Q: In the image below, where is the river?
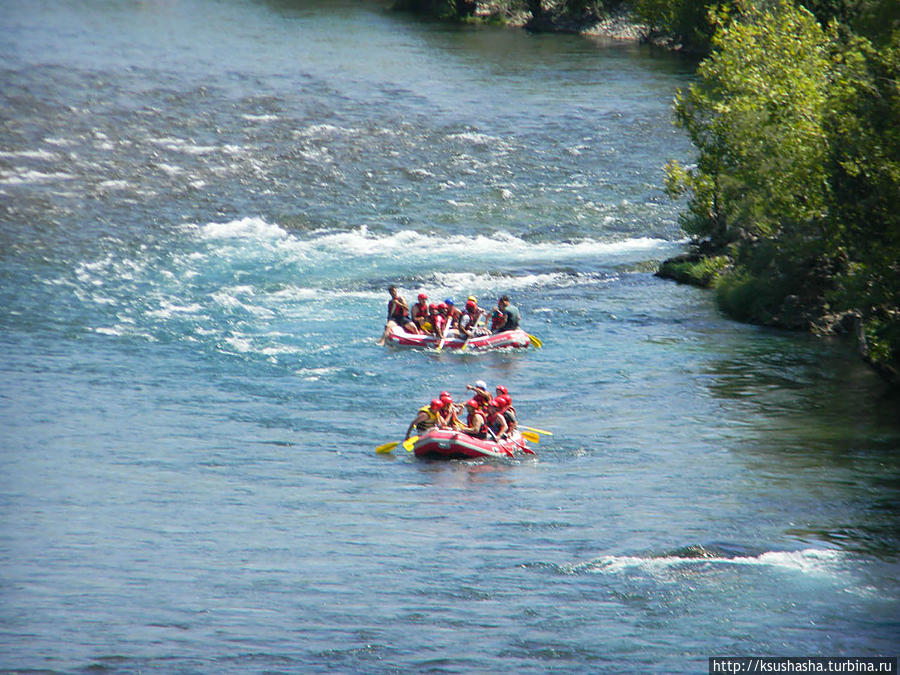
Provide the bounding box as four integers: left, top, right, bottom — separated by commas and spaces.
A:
1, 1, 898, 672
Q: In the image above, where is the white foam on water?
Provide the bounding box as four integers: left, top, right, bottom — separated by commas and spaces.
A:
572, 548, 845, 578
0, 169, 75, 184
293, 123, 360, 139
195, 216, 288, 241
146, 300, 206, 319
446, 131, 503, 146
188, 218, 680, 283
156, 163, 184, 176
0, 149, 60, 160
98, 180, 131, 191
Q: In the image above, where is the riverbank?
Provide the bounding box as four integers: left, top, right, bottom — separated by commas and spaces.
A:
657, 249, 900, 388
481, 3, 650, 41
395, 1, 654, 43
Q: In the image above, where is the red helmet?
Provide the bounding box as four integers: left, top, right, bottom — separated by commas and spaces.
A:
438, 303, 448, 312
440, 391, 451, 399
418, 293, 427, 300
465, 398, 479, 409
429, 304, 438, 312
465, 300, 476, 310
488, 398, 501, 408
495, 385, 508, 396
430, 399, 444, 411
497, 395, 511, 408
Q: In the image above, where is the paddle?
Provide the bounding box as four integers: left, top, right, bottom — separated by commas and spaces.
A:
527, 333, 542, 348
521, 430, 540, 443
460, 312, 486, 352
375, 434, 420, 454
483, 424, 514, 457
520, 425, 553, 436
375, 441, 399, 454
436, 315, 453, 352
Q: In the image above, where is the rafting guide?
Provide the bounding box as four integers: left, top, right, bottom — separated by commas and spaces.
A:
377, 287, 542, 350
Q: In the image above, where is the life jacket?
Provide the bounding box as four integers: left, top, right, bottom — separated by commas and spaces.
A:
460, 308, 480, 332
411, 302, 428, 322
490, 309, 504, 331
388, 298, 408, 323
474, 390, 491, 407
502, 404, 517, 428
431, 313, 447, 335
415, 405, 440, 431
487, 411, 506, 437
448, 306, 463, 326
465, 410, 487, 439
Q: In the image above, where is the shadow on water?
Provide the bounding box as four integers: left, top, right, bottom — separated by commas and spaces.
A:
700, 331, 900, 560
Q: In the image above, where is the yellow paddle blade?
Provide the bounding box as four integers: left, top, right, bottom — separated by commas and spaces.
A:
521, 431, 540, 443
402, 435, 419, 452
375, 441, 399, 454
521, 425, 553, 436
528, 333, 542, 348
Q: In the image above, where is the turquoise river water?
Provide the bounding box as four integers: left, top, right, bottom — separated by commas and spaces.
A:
1, 1, 898, 672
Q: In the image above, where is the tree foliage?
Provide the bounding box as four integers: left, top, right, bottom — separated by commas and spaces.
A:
667, 1, 830, 248
666, 0, 900, 379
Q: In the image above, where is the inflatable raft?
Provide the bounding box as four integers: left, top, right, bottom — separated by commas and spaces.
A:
382, 321, 531, 350
412, 428, 531, 460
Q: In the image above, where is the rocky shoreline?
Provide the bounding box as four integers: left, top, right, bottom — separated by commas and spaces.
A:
488, 5, 651, 42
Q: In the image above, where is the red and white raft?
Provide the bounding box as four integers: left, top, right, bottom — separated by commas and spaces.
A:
412, 428, 531, 460
383, 321, 531, 350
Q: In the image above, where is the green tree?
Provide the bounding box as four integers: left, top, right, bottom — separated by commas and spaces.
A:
667, 1, 831, 250
825, 28, 900, 373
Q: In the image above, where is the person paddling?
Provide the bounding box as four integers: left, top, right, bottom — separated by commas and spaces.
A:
427, 304, 446, 337
460, 398, 488, 439
406, 398, 444, 439
496, 393, 517, 435
444, 298, 463, 329
484, 398, 509, 439
458, 298, 485, 340
438, 391, 461, 428
411, 292, 430, 331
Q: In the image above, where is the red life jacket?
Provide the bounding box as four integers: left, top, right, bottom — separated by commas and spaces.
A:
432, 314, 446, 334
466, 410, 487, 438
388, 298, 408, 323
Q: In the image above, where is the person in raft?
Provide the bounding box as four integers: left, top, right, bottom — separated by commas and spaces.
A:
444, 299, 463, 328
406, 398, 444, 439
466, 379, 491, 406
460, 398, 488, 439
458, 297, 487, 339
492, 294, 521, 334
377, 286, 418, 345
411, 293, 430, 331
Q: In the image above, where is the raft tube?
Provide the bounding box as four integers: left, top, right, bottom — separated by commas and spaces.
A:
383, 321, 530, 350
412, 428, 530, 460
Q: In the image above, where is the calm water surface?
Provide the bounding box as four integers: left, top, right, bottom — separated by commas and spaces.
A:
1, 1, 898, 672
